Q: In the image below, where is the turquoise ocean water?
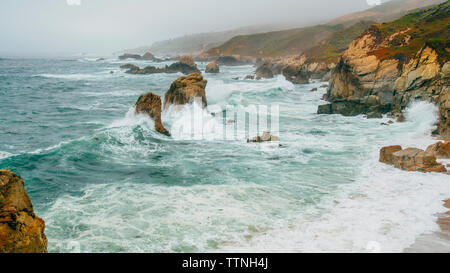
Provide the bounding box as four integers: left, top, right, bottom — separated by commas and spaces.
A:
0, 57, 448, 252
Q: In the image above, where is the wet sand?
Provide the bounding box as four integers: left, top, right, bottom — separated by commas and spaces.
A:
404, 199, 450, 253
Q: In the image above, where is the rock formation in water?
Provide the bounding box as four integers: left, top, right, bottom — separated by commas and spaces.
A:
205, 61, 220, 73
119, 53, 143, 60
379, 145, 447, 173
135, 92, 170, 136
119, 52, 162, 62
123, 56, 200, 75
247, 131, 280, 143
0, 169, 48, 253
254, 55, 335, 84
163, 73, 208, 109
318, 2, 449, 136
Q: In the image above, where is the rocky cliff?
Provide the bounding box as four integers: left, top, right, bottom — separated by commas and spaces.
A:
318, 2, 450, 137
0, 169, 47, 253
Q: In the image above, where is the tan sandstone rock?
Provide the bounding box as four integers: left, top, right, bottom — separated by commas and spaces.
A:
0, 169, 48, 253
163, 73, 208, 109
136, 92, 170, 136
205, 61, 219, 73
426, 141, 450, 159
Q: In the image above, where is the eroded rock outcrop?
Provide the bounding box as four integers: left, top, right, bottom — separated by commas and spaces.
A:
319, 3, 450, 136
0, 169, 47, 253
205, 61, 220, 73
254, 55, 335, 84
122, 56, 200, 75
163, 73, 208, 109
379, 145, 447, 173
426, 141, 450, 159
136, 92, 170, 136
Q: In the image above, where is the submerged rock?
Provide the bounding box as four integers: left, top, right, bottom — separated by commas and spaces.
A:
205, 61, 220, 73
0, 169, 48, 253
135, 92, 170, 136
379, 145, 447, 173
164, 73, 207, 109
247, 131, 280, 143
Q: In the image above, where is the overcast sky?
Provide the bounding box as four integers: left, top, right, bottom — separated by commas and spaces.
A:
0, 0, 388, 56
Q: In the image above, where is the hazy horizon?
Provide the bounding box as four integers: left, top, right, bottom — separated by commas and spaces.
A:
0, 0, 388, 57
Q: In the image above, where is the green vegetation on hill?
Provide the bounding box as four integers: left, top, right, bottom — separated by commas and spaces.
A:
202, 0, 447, 59
303, 21, 376, 64
205, 25, 342, 58
330, 0, 445, 26
369, 1, 449, 63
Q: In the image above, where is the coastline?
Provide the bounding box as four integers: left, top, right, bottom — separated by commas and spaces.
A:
405, 199, 450, 252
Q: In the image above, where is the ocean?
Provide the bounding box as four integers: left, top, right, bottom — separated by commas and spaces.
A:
0, 57, 448, 253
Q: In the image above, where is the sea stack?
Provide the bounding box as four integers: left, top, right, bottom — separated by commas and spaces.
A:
164, 72, 208, 109
205, 61, 220, 73
135, 92, 170, 136
0, 169, 48, 253
167, 56, 200, 75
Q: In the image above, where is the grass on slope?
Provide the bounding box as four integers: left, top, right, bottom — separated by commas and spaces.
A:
205, 24, 343, 58
303, 21, 376, 64
369, 1, 450, 63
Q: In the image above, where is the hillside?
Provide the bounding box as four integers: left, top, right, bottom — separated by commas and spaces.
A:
203, 24, 343, 58
202, 0, 446, 59
330, 0, 445, 25
321, 1, 449, 136
302, 21, 376, 64
123, 22, 321, 57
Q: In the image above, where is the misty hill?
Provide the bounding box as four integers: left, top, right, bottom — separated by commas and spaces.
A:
202, 0, 446, 59
329, 0, 445, 25
125, 22, 322, 57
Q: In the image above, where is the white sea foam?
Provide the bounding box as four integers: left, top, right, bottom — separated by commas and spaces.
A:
0, 151, 13, 160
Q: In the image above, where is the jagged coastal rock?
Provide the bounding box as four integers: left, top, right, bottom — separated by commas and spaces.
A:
379, 145, 447, 173
254, 55, 335, 84
0, 169, 47, 253
426, 141, 450, 159
135, 92, 170, 136
163, 73, 208, 109
123, 56, 200, 75
318, 3, 449, 136
205, 61, 220, 73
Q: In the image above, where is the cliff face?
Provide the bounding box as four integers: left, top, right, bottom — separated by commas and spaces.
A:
319, 2, 449, 136
0, 169, 47, 253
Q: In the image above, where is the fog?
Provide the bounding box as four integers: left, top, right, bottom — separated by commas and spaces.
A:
0, 0, 388, 56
